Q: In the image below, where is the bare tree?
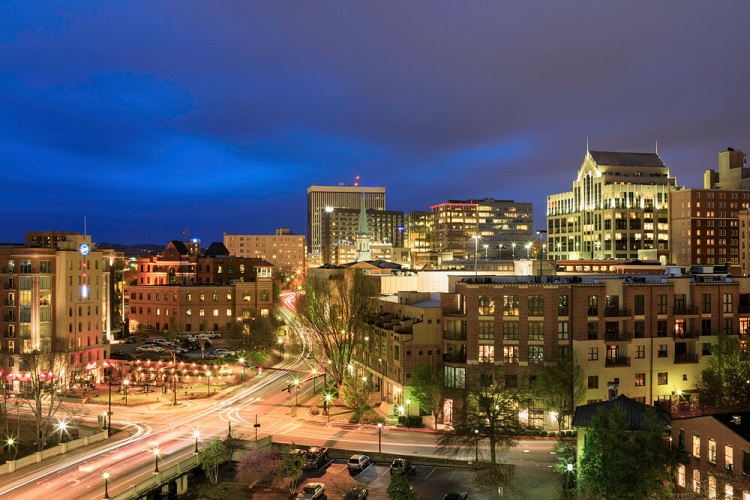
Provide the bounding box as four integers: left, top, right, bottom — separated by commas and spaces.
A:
18, 347, 70, 451
437, 364, 529, 464
339, 374, 370, 414
296, 271, 376, 388
532, 354, 586, 434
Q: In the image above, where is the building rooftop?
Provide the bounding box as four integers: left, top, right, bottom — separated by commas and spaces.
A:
589, 151, 665, 168
573, 395, 669, 430
712, 412, 750, 442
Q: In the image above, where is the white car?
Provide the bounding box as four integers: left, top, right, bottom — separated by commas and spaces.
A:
214, 349, 236, 357
297, 482, 325, 500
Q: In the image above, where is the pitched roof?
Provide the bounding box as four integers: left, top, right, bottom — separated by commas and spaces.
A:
589, 151, 665, 168
203, 242, 230, 257
166, 240, 190, 255
573, 395, 669, 430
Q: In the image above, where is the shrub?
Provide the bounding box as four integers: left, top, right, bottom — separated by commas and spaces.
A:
397, 415, 424, 428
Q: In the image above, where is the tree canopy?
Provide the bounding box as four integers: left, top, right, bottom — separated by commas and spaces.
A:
296, 271, 376, 388
532, 355, 586, 433
696, 333, 750, 412
409, 362, 444, 429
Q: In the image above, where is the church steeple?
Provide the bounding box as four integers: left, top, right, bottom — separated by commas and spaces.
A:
355, 193, 371, 262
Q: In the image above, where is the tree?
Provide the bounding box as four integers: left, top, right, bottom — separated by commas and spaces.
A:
436, 364, 528, 464
276, 446, 306, 494
296, 271, 376, 388
577, 405, 676, 499
696, 333, 750, 412
532, 355, 586, 434
226, 312, 278, 358
235, 448, 279, 488
200, 438, 229, 484
409, 363, 444, 429
16, 346, 70, 451
387, 470, 418, 500
339, 374, 370, 414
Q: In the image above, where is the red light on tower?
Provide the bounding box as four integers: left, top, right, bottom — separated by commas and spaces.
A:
354, 175, 360, 187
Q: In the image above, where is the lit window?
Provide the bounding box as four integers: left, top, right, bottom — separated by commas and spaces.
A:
693, 434, 701, 458
677, 465, 685, 487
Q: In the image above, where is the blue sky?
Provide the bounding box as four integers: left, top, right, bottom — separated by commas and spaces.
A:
2, 2, 749, 244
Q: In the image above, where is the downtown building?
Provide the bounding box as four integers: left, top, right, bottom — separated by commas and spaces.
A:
223, 228, 306, 274
547, 150, 676, 261
307, 184, 386, 260
126, 241, 274, 333
321, 207, 405, 265
438, 269, 750, 430
0, 231, 112, 384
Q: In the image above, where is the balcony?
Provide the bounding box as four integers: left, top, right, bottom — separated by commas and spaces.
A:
604, 331, 631, 342
605, 356, 631, 367
604, 308, 630, 317
675, 354, 699, 364
443, 353, 467, 363
673, 306, 699, 316
673, 330, 700, 340
443, 332, 467, 341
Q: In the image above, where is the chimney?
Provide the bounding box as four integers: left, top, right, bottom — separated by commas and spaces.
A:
607, 382, 619, 401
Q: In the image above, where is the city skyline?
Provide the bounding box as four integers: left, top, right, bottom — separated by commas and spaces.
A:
2, 3, 749, 244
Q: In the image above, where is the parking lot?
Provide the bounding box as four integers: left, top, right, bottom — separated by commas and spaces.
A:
299, 458, 482, 499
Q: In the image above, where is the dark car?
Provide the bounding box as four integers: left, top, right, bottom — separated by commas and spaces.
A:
303, 446, 329, 470
389, 458, 414, 475
124, 336, 138, 344
444, 494, 468, 500
345, 486, 368, 500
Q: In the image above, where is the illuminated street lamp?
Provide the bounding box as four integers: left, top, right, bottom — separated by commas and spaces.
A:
525, 242, 532, 259
483, 244, 489, 260
471, 235, 480, 276
152, 447, 160, 473
511, 242, 516, 260
324, 393, 333, 424
193, 430, 201, 454
377, 422, 383, 453
406, 399, 411, 430
474, 429, 479, 461
293, 378, 300, 406
206, 371, 212, 395
102, 471, 110, 499
239, 357, 245, 382
123, 379, 129, 406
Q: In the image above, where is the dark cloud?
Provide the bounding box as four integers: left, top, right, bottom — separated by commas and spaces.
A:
1, 1, 749, 244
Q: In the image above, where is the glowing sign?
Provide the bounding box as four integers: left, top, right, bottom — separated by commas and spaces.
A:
79, 243, 90, 256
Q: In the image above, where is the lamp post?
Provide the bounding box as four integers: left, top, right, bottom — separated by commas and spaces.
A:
293, 378, 300, 406
377, 422, 382, 453
525, 242, 532, 259
498, 243, 504, 259
239, 357, 245, 382
566, 463, 573, 490
325, 393, 332, 424
102, 472, 110, 499
193, 430, 200, 454
170, 351, 177, 406
152, 447, 160, 473
474, 429, 479, 461
206, 371, 211, 395
123, 379, 129, 406
472, 235, 480, 276
106, 368, 112, 435
406, 399, 411, 430
511, 242, 516, 260
277, 336, 284, 357
483, 244, 489, 260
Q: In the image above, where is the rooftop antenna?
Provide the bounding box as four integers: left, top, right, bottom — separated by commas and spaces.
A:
586, 137, 589, 153
655, 140, 659, 155
83, 216, 87, 236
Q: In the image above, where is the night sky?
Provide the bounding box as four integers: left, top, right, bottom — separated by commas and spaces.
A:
2, 2, 749, 245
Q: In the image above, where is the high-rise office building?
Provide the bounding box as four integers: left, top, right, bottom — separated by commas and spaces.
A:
321, 207, 404, 265
307, 184, 386, 257
224, 228, 306, 273
547, 150, 677, 260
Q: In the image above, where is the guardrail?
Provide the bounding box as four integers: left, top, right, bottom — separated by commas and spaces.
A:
110, 453, 201, 500
1, 430, 109, 474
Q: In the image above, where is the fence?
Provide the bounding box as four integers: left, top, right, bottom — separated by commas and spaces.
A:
110, 453, 201, 500
1, 430, 109, 474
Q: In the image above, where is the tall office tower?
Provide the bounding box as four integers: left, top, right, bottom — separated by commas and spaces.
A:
428, 199, 533, 260
547, 150, 677, 261
321, 207, 404, 264
307, 184, 386, 257
224, 229, 306, 273
0, 232, 110, 384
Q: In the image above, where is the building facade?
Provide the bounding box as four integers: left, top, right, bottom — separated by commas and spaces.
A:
307, 185, 386, 257
224, 228, 306, 274
321, 208, 404, 265
439, 270, 750, 429
126, 241, 274, 333
547, 150, 676, 260
0, 232, 111, 382
705, 148, 750, 190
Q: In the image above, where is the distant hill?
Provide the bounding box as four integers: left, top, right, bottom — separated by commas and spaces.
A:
96, 242, 165, 257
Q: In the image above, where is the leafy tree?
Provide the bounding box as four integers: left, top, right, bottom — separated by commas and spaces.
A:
276, 446, 307, 494
436, 364, 528, 464
532, 355, 586, 434
577, 405, 676, 499
696, 333, 750, 412
387, 470, 418, 500
235, 448, 279, 488
296, 271, 377, 388
476, 463, 514, 499
226, 312, 278, 357
409, 362, 444, 429
339, 374, 370, 414
200, 437, 229, 484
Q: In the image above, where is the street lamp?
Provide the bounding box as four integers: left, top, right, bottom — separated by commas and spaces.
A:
377, 422, 383, 453
483, 244, 489, 260
123, 379, 129, 406
511, 242, 516, 260
525, 242, 532, 259
471, 235, 480, 276
277, 336, 284, 357
106, 369, 112, 435
102, 471, 110, 499
312, 368, 318, 393
193, 430, 200, 454
293, 378, 300, 406
325, 393, 332, 424
206, 371, 211, 395
474, 429, 479, 461
239, 357, 245, 382
566, 463, 573, 490
406, 399, 411, 430
152, 447, 160, 473
498, 243, 504, 259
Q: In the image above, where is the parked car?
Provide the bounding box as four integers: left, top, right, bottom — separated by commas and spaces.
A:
214, 349, 236, 357
204, 331, 221, 339
443, 493, 468, 500
296, 482, 325, 500
137, 344, 163, 353
303, 446, 329, 470
389, 458, 414, 475
347, 454, 371, 473
124, 336, 138, 344
345, 486, 368, 500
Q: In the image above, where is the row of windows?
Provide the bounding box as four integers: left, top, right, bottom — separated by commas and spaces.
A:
130, 307, 233, 317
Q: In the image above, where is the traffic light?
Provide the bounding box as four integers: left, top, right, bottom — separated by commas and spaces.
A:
257, 366, 263, 376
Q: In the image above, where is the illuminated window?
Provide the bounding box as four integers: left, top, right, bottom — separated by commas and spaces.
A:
693, 434, 701, 458
213, 308, 219, 317
708, 439, 716, 464
677, 465, 685, 487
693, 470, 700, 493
